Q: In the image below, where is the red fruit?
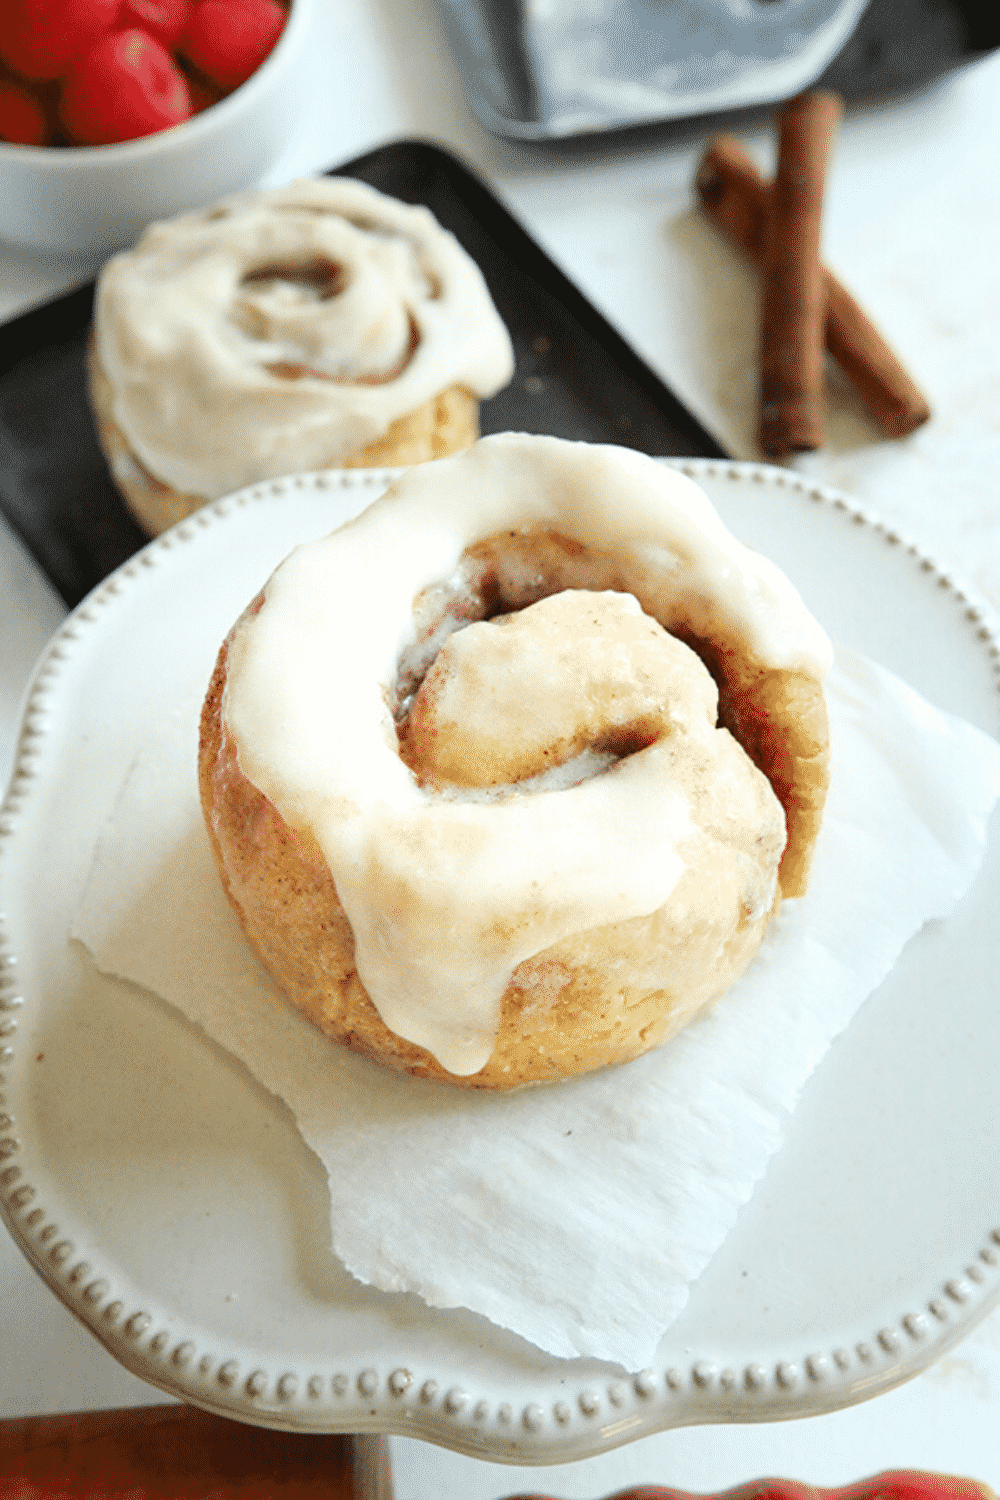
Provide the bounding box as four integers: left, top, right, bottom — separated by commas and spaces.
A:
504, 1478, 1000, 1500
186, 74, 224, 115
120, 0, 194, 49
59, 29, 192, 145
0, 0, 121, 82
0, 79, 50, 145
183, 0, 286, 93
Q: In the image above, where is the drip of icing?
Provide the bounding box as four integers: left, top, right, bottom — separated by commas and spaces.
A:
223, 435, 828, 1073
93, 178, 514, 499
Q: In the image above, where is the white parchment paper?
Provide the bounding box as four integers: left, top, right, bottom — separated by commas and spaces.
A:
73, 648, 1000, 1371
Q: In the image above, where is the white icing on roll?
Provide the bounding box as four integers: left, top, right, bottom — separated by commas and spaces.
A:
93, 178, 515, 500
223, 435, 832, 1075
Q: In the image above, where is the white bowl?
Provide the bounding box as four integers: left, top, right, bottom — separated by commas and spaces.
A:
0, 0, 316, 257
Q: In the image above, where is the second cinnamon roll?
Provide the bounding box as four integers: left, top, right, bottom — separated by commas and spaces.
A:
88, 177, 515, 536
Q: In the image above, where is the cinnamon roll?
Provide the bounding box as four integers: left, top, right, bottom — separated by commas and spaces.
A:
88, 178, 514, 536
198, 435, 833, 1089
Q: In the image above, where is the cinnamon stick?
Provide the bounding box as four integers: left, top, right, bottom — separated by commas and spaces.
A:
696, 136, 931, 440
756, 90, 844, 457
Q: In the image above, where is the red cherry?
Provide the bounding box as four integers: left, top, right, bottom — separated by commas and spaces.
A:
59, 28, 192, 145
182, 0, 286, 93
0, 79, 50, 144
186, 74, 224, 115
0, 0, 122, 83
120, 0, 194, 50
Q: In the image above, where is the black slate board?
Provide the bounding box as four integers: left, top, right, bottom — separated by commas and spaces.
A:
0, 140, 723, 610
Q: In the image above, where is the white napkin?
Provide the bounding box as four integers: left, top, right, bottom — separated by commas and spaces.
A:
72, 648, 1000, 1371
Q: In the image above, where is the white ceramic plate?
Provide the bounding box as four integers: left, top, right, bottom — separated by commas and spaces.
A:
1, 461, 1000, 1462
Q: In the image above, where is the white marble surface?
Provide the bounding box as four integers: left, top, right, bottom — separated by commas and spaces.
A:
3, 0, 1000, 1491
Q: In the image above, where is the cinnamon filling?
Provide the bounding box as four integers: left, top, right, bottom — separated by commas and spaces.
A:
257, 314, 420, 385
393, 528, 747, 783
241, 256, 348, 299
398, 590, 701, 795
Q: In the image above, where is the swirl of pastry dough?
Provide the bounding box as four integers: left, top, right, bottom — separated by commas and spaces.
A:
89, 176, 514, 510
200, 434, 832, 1088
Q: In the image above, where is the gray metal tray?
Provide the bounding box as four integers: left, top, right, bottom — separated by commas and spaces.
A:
437, 0, 997, 138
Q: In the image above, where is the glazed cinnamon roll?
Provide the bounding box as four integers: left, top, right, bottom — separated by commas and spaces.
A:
199, 435, 832, 1089
88, 178, 514, 536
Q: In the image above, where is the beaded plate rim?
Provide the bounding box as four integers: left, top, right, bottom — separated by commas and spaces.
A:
1, 458, 1000, 1460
